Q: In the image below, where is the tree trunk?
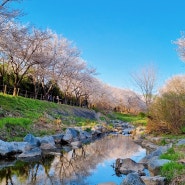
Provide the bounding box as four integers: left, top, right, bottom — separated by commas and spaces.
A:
13, 87, 17, 96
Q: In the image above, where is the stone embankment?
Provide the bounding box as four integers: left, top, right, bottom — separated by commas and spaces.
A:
102, 122, 185, 185
0, 120, 135, 162
97, 121, 169, 185
2, 119, 185, 184
108, 141, 170, 185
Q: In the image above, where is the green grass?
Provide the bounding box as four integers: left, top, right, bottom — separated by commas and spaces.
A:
160, 148, 184, 161
0, 94, 147, 141
0, 117, 32, 128
109, 112, 147, 126
0, 94, 59, 141
159, 147, 185, 183
75, 117, 97, 127
181, 126, 185, 134
76, 121, 98, 131
160, 162, 185, 182
0, 93, 58, 120
162, 134, 185, 140
0, 93, 102, 141
158, 138, 167, 146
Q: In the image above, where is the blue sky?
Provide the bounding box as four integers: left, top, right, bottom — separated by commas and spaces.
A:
12, 0, 185, 89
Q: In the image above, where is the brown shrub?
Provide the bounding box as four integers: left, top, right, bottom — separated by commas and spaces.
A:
146, 92, 185, 134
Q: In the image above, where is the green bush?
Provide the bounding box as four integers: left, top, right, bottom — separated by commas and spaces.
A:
147, 92, 185, 134
138, 112, 146, 118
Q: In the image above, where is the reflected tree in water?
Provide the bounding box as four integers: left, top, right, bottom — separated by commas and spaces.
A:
0, 135, 142, 185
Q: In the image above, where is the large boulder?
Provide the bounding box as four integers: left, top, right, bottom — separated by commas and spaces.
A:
121, 173, 145, 185
79, 130, 92, 140
176, 139, 185, 146
0, 140, 10, 156
140, 140, 159, 152
140, 144, 172, 164
63, 128, 79, 142
40, 143, 56, 150
11, 142, 28, 152
115, 158, 145, 175
0, 140, 27, 157
24, 134, 40, 147
38, 136, 55, 144
148, 156, 170, 175
37, 136, 56, 150
52, 134, 64, 144
141, 175, 166, 185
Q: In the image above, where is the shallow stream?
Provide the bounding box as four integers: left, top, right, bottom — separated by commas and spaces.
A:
0, 135, 147, 185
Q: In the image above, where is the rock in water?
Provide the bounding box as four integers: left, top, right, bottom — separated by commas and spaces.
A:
121, 173, 145, 185
115, 158, 145, 175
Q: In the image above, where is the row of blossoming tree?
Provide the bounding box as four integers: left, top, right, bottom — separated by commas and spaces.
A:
0, 0, 145, 112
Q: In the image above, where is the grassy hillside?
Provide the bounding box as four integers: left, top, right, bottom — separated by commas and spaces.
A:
0, 93, 147, 141
0, 93, 99, 141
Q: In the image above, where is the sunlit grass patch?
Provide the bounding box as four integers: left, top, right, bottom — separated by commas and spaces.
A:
0, 117, 32, 128
109, 112, 147, 126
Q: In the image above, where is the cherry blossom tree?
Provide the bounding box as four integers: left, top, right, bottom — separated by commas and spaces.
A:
175, 33, 185, 61
0, 22, 51, 95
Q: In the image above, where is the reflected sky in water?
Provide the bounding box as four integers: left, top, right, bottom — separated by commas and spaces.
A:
0, 135, 146, 185
84, 149, 146, 185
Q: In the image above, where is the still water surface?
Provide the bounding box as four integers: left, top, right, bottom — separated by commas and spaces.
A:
0, 135, 146, 185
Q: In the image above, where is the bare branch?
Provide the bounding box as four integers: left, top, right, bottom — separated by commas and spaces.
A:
131, 64, 157, 110
1, 0, 11, 6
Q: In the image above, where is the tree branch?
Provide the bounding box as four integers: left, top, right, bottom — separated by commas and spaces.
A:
1, 0, 11, 6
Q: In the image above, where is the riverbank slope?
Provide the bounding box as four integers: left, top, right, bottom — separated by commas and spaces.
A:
0, 93, 101, 141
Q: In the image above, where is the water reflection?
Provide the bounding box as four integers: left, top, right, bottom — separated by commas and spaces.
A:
0, 135, 145, 185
